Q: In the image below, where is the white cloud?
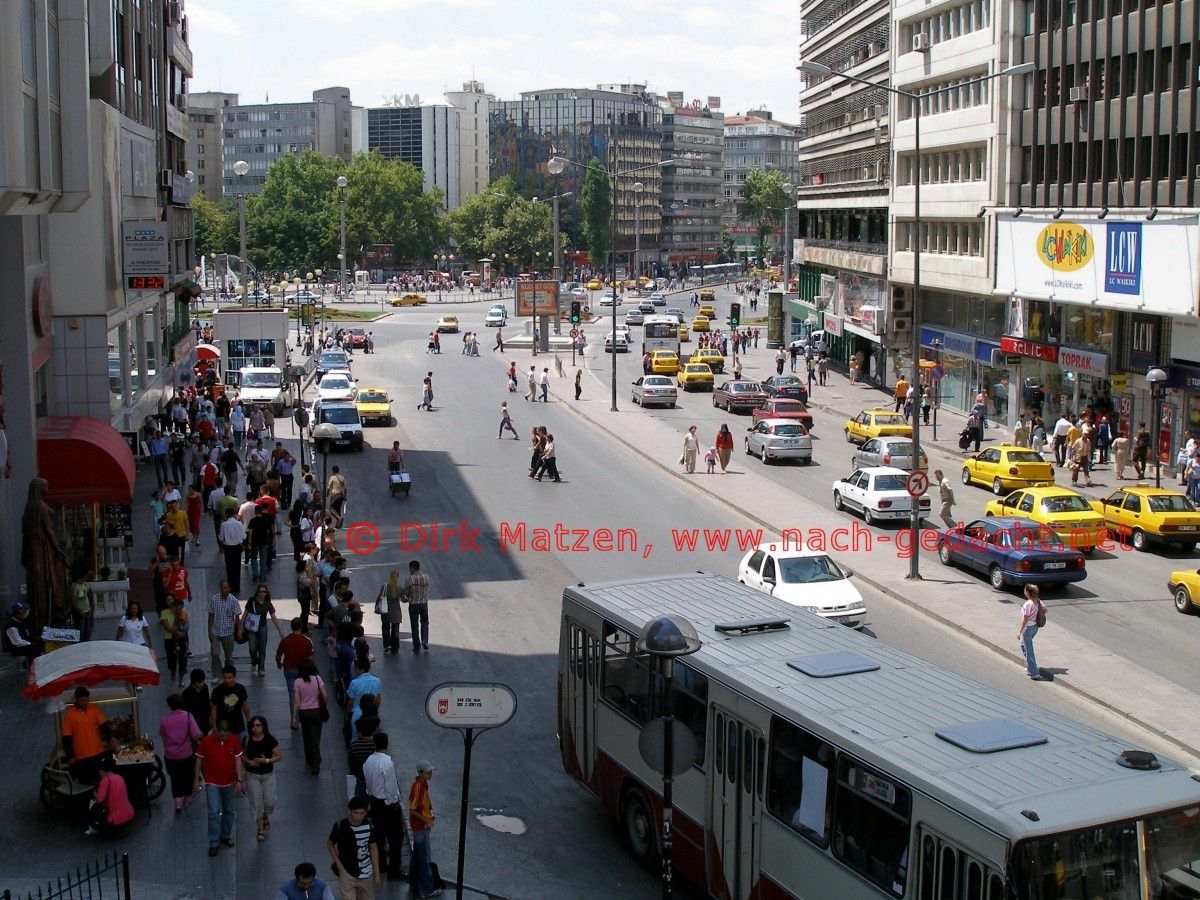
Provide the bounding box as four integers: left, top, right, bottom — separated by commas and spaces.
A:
186, 1, 243, 38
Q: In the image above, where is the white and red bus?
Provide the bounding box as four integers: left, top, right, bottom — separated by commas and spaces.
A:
559, 573, 1200, 899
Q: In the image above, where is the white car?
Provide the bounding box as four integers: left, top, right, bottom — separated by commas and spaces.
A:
569, 287, 588, 299
649, 292, 666, 306
316, 371, 357, 403
745, 419, 813, 464
625, 309, 645, 326
631, 375, 677, 408
605, 334, 630, 353
612, 324, 632, 345
484, 307, 507, 327
738, 544, 866, 628
665, 307, 685, 322
832, 466, 930, 526
599, 292, 621, 307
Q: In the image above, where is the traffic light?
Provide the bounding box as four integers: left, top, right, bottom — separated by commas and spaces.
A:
570, 301, 581, 324
729, 302, 741, 327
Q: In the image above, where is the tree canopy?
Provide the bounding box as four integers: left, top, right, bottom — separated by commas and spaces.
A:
190, 193, 237, 259
444, 176, 567, 272
740, 169, 793, 258
580, 160, 612, 274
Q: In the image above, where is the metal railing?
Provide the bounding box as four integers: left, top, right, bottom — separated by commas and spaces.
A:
801, 237, 887, 254
2, 852, 131, 900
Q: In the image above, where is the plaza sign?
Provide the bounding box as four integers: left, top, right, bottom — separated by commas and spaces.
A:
121, 220, 169, 278
995, 213, 1200, 316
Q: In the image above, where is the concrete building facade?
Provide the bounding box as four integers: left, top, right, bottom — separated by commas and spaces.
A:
658, 96, 725, 274
444, 80, 492, 201
187, 91, 235, 203
722, 111, 802, 257
366, 104, 462, 209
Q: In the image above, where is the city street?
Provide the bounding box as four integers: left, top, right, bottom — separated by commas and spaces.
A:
4, 292, 1196, 899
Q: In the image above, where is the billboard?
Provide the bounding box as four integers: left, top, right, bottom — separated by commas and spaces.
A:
995, 213, 1200, 316
516, 280, 559, 316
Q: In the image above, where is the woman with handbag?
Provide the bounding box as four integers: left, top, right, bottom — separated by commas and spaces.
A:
243, 585, 284, 677
84, 756, 135, 837
293, 658, 328, 775
376, 570, 405, 654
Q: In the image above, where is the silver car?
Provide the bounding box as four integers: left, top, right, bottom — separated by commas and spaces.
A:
851, 436, 928, 471
625, 309, 645, 326
745, 418, 813, 464
631, 375, 677, 408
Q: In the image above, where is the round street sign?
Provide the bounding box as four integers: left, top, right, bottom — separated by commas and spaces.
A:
906, 469, 929, 498
569, 328, 579, 338
293, 408, 310, 427
425, 682, 518, 731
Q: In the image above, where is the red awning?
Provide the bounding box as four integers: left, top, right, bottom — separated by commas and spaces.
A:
196, 343, 220, 361
37, 417, 136, 506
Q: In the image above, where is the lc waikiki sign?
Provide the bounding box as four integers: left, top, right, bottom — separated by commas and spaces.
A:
995, 213, 1200, 316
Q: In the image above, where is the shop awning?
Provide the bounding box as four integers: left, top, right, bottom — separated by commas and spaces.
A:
37, 417, 136, 507
196, 343, 220, 361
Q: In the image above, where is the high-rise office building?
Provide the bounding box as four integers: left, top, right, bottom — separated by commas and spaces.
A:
659, 95, 725, 274
188, 91, 236, 203
445, 80, 492, 200
366, 104, 461, 209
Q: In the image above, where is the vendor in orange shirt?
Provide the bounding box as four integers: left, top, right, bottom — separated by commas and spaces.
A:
62, 686, 108, 784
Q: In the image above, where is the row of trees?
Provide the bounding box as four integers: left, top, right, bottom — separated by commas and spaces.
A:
193, 149, 790, 274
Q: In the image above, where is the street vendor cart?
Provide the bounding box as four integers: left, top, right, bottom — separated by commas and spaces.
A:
23, 641, 164, 811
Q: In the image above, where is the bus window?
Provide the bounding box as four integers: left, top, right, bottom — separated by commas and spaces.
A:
726, 722, 737, 784
986, 873, 1003, 900
714, 713, 724, 776
965, 859, 983, 900
832, 755, 912, 898
938, 843, 958, 899
766, 715, 833, 847
921, 835, 936, 900
757, 737, 766, 799
672, 664, 708, 768
601, 623, 654, 724
743, 729, 754, 794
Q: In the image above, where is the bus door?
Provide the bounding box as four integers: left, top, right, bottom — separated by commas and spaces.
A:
709, 708, 766, 900
562, 620, 601, 786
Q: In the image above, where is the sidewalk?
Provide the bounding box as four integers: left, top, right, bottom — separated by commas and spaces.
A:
520, 343, 1200, 763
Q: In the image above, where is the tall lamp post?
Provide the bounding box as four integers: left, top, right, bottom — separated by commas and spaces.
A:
633, 181, 644, 283
233, 160, 250, 308
530, 190, 573, 337
781, 182, 793, 288
799, 59, 1033, 579
638, 614, 702, 900
548, 155, 675, 411
1147, 367, 1168, 488
337, 175, 349, 301
312, 423, 340, 519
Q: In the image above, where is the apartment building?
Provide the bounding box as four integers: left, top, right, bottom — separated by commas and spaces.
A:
659, 95, 725, 275
188, 91, 236, 202
722, 110, 802, 257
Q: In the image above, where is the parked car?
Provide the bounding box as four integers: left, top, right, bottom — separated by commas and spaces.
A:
961, 444, 1056, 495
760, 375, 809, 404
745, 419, 813, 465
315, 350, 351, 379
713, 379, 768, 412
938, 516, 1087, 591
631, 375, 678, 407
752, 398, 813, 431
851, 436, 928, 471
832, 467, 930, 527
316, 371, 357, 403
738, 543, 866, 627
1168, 567, 1200, 613
310, 399, 363, 451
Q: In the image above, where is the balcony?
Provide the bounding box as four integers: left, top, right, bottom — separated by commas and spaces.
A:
796, 238, 887, 276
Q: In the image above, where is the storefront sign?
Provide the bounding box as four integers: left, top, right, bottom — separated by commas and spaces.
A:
1057, 346, 1108, 376
995, 213, 1200, 316
1127, 312, 1162, 373
1109, 374, 1128, 392
1166, 365, 1200, 393
1001, 336, 1059, 363
822, 313, 843, 337
1170, 317, 1200, 364
976, 340, 1001, 365
921, 328, 974, 358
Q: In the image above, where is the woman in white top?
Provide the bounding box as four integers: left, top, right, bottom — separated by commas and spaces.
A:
681, 426, 700, 474
1017, 586, 1044, 680
116, 600, 152, 648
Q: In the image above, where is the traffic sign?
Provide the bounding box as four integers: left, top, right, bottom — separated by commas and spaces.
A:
569, 328, 579, 338
906, 470, 929, 498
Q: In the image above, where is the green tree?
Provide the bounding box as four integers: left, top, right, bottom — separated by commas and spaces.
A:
740, 169, 791, 261
191, 194, 237, 258
445, 176, 518, 261
579, 159, 612, 274
343, 151, 445, 267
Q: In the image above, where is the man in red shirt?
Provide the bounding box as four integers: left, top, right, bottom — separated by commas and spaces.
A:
194, 720, 244, 856
275, 617, 315, 729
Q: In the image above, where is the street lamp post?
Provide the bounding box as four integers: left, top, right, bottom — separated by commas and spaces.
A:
337, 175, 349, 303
549, 155, 674, 412
1147, 367, 1169, 488
633, 181, 644, 284
799, 59, 1033, 579
781, 182, 793, 288
233, 160, 250, 308
638, 615, 702, 900
312, 423, 341, 519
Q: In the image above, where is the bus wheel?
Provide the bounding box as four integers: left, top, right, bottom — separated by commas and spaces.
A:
622, 787, 657, 867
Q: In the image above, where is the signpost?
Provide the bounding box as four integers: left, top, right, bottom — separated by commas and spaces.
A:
906, 469, 929, 498
425, 682, 518, 900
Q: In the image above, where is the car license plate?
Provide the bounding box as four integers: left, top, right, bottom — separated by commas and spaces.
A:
1179, 525, 1197, 531
1044, 562, 1066, 570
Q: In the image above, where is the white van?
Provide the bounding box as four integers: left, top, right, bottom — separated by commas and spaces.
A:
237, 366, 291, 414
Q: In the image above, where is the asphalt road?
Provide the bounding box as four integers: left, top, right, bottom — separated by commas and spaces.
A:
300, 299, 1198, 898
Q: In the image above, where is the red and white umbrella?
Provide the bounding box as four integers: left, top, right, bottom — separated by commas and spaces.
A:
22, 640, 160, 700
195, 343, 221, 361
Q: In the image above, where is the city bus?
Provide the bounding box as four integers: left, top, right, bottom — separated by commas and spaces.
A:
641, 314, 681, 356
558, 573, 1200, 899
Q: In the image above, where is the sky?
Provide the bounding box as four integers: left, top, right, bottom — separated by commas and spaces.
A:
186, 0, 800, 121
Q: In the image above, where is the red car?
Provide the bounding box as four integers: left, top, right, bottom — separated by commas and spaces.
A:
348, 328, 368, 348
713, 379, 769, 413
752, 398, 814, 431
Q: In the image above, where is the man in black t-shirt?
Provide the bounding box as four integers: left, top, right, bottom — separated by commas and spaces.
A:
209, 665, 250, 742
220, 443, 243, 495
247, 504, 273, 582
327, 797, 380, 895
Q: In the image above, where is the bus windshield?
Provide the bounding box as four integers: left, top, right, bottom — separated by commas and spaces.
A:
642, 316, 680, 353
644, 320, 680, 339
1009, 808, 1200, 899
241, 371, 281, 388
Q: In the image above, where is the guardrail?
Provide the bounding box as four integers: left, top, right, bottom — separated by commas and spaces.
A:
2, 851, 131, 900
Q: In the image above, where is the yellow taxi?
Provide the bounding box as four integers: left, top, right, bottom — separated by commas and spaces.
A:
1091, 484, 1200, 552
436, 315, 460, 333
638, 276, 654, 288
688, 348, 725, 374
698, 289, 716, 302
844, 409, 912, 445
586, 279, 603, 291
649, 350, 680, 375
692, 315, 711, 332
984, 484, 1109, 553
1167, 568, 1200, 613
678, 322, 690, 342
698, 304, 717, 319
961, 444, 1056, 495
388, 292, 427, 307
355, 387, 392, 426
677, 362, 714, 391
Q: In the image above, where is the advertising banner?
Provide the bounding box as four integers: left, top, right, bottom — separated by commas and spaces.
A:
516, 280, 559, 316
121, 221, 170, 278
994, 213, 1200, 316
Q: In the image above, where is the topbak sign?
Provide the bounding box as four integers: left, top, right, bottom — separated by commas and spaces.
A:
1037, 221, 1094, 273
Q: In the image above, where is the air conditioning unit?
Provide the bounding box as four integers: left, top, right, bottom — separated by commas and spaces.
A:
892, 316, 912, 333
1068, 85, 1089, 103
912, 33, 931, 52
892, 290, 909, 315
158, 169, 173, 189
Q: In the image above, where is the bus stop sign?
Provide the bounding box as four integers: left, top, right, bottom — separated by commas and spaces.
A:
425, 682, 517, 731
